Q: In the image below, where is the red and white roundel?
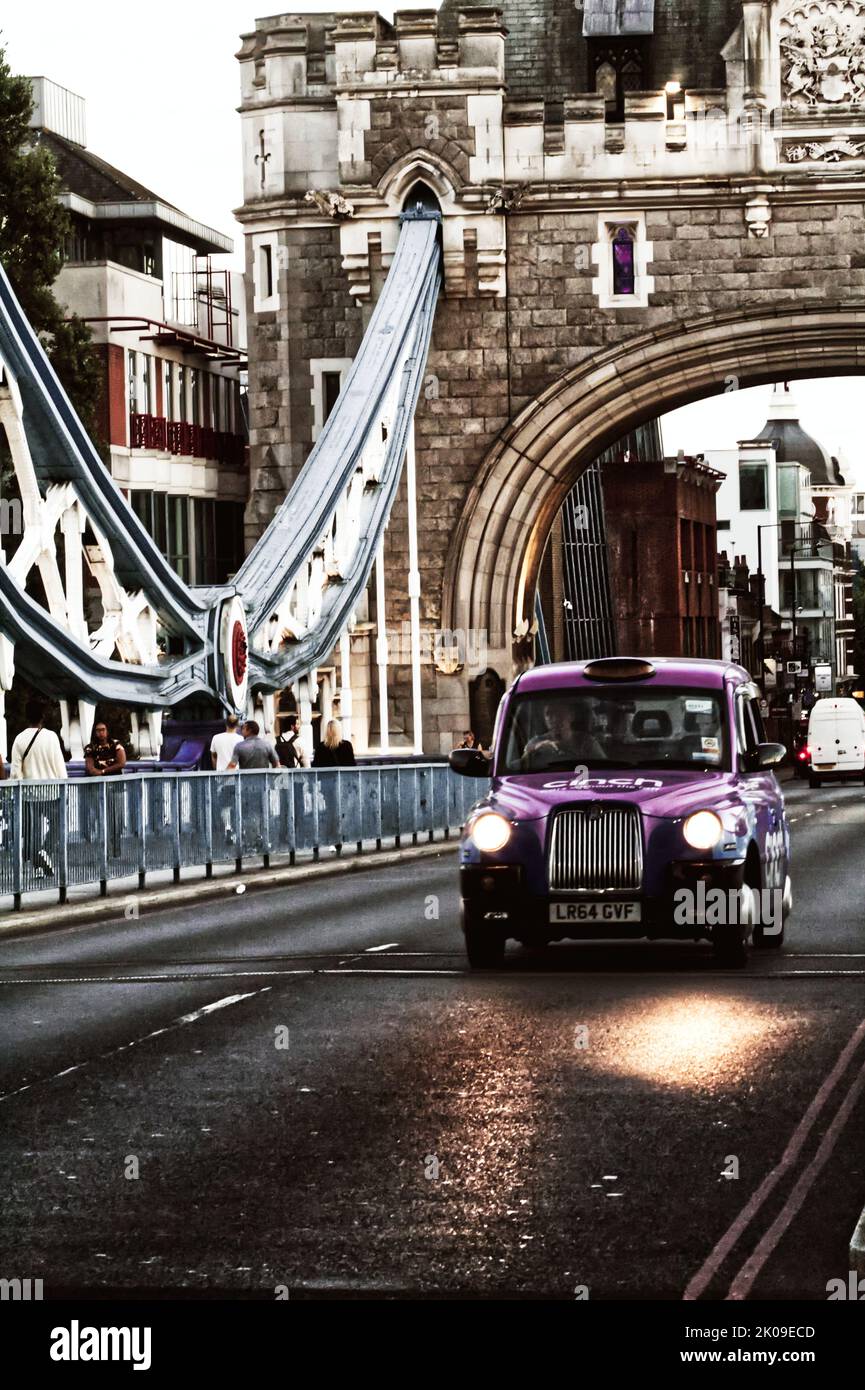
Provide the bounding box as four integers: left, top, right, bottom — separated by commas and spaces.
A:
220, 598, 249, 708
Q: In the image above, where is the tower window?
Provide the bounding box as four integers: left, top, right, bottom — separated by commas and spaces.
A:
611, 226, 636, 296
589, 42, 646, 121
592, 212, 654, 310
322, 371, 342, 423
261, 244, 273, 300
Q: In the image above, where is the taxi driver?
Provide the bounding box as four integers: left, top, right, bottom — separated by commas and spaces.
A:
524, 700, 604, 768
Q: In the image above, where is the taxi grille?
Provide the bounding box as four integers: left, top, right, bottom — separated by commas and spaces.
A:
548, 806, 643, 892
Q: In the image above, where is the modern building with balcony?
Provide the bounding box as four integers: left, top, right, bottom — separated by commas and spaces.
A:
27, 77, 249, 587
707, 385, 855, 699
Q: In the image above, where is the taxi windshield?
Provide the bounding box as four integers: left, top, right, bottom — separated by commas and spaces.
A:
500, 686, 729, 774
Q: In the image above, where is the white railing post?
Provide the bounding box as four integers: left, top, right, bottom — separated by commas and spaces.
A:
298, 675, 314, 763
340, 628, 353, 742
375, 540, 389, 752
405, 418, 424, 754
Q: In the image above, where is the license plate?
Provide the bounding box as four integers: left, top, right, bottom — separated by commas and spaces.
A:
550, 901, 642, 923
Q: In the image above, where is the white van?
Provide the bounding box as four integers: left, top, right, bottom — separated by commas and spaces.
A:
807, 698, 865, 787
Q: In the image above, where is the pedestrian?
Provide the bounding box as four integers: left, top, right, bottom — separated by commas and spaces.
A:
84, 721, 127, 857
9, 699, 67, 876
210, 713, 243, 772
227, 720, 280, 771
274, 711, 309, 769
457, 730, 479, 750
227, 720, 279, 853
84, 722, 127, 778
312, 718, 356, 768
211, 714, 244, 842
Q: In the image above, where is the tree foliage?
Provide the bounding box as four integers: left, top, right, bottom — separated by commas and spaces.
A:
0, 48, 101, 438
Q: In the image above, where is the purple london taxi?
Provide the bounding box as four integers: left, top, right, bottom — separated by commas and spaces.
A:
449, 657, 792, 970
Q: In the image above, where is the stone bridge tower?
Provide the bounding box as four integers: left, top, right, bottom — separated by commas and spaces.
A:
237, 2, 865, 751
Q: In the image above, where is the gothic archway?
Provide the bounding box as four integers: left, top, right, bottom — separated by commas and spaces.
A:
442, 299, 865, 664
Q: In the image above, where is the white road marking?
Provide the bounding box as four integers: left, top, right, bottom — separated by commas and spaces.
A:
365, 943, 400, 952
727, 1053, 865, 1300
0, 987, 270, 1104
683, 1016, 865, 1301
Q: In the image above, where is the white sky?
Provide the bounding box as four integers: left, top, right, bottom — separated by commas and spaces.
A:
4, 2, 863, 478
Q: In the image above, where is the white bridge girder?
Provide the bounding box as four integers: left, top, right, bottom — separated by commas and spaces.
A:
0, 209, 441, 756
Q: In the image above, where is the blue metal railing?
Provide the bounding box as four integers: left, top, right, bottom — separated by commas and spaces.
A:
0, 764, 481, 910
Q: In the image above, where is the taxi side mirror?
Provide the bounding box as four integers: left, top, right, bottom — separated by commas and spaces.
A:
449, 748, 491, 778
742, 742, 787, 771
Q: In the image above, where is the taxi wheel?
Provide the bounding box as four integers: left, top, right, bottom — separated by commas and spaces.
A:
712, 924, 748, 968
756, 874, 790, 950
462, 903, 506, 969
712, 882, 754, 968
753, 919, 785, 949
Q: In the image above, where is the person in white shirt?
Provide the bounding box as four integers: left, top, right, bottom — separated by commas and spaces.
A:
10, 701, 69, 782
9, 700, 68, 874
210, 715, 243, 772
210, 713, 243, 841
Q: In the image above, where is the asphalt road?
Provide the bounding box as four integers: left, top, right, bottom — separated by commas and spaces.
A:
0, 779, 863, 1300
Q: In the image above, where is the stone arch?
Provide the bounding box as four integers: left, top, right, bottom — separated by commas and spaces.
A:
441, 300, 865, 666
377, 148, 462, 216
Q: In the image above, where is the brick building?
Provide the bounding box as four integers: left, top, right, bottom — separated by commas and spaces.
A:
603, 455, 722, 658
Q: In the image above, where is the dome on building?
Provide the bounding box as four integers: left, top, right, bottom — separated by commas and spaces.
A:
754, 386, 845, 487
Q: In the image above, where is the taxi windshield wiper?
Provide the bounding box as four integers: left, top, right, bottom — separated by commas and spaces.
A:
629, 757, 720, 770
524, 758, 639, 772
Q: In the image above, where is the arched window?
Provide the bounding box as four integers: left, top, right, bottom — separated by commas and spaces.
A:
593, 212, 653, 309
595, 62, 617, 105
611, 225, 636, 297
589, 42, 646, 121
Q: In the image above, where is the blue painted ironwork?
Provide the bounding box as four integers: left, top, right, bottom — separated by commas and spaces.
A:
0, 763, 479, 910
0, 208, 441, 710
238, 210, 441, 687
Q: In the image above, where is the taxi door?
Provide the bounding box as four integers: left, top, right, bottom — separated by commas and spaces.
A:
733, 683, 788, 895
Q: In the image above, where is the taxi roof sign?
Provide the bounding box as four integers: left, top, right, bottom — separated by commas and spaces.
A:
583, 658, 656, 682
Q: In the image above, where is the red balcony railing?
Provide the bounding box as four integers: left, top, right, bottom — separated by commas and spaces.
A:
130, 413, 167, 450
131, 414, 246, 466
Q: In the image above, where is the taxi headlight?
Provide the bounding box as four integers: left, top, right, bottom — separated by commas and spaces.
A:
682, 810, 724, 851
470, 812, 511, 853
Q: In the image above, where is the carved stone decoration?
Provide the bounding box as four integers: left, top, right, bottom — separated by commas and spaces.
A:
780, 2, 865, 108
745, 194, 772, 238
485, 182, 529, 214
783, 135, 865, 160
304, 189, 355, 219
433, 631, 463, 675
